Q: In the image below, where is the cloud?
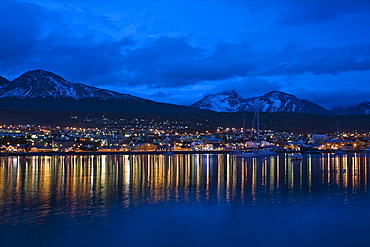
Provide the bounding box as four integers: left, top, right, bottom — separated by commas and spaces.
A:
203, 77, 283, 99
295, 88, 370, 110
1, 1, 369, 91
120, 37, 370, 88
120, 39, 261, 87
1, 1, 370, 108
120, 37, 205, 87
279, 1, 370, 26
147, 91, 174, 102
0, 1, 136, 85
0, 2, 48, 73
262, 43, 370, 76
36, 35, 134, 84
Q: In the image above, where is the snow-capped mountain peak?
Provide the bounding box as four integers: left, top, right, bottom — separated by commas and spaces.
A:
261, 91, 295, 98
245, 91, 302, 112
192, 90, 329, 114
191, 90, 246, 112
0, 69, 141, 101
219, 90, 238, 95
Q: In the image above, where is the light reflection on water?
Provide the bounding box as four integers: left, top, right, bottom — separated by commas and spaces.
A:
1, 153, 370, 246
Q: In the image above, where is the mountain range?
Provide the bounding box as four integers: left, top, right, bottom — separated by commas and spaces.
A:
0, 70, 204, 114
191, 90, 329, 114
0, 69, 368, 115
191, 90, 370, 115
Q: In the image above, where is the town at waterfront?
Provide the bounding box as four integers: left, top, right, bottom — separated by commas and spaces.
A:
1, 122, 369, 155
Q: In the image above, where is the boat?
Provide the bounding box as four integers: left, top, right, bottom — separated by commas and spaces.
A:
235, 112, 276, 158
233, 149, 275, 157
256, 149, 276, 156
232, 150, 258, 157
291, 153, 303, 160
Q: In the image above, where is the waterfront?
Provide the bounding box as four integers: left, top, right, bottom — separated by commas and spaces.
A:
1, 153, 370, 246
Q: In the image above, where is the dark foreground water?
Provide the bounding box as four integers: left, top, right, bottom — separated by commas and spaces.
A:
1, 153, 370, 247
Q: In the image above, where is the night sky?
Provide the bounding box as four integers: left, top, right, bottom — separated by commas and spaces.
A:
1, 0, 370, 110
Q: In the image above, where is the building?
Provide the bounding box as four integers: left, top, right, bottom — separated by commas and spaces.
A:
131, 143, 157, 151
323, 140, 355, 150
52, 139, 76, 152
97, 146, 130, 152
29, 145, 54, 152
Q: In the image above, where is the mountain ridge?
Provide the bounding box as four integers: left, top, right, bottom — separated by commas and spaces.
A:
331, 102, 370, 115
0, 69, 145, 101
0, 69, 206, 114
0, 76, 9, 88
191, 90, 329, 115
191, 90, 246, 112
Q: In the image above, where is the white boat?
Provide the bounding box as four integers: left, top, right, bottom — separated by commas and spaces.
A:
291, 153, 303, 160
233, 150, 258, 157
233, 149, 275, 157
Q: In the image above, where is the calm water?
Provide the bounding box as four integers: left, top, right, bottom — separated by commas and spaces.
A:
1, 153, 370, 247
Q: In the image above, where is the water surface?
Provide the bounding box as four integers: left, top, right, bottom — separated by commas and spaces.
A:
1, 153, 370, 246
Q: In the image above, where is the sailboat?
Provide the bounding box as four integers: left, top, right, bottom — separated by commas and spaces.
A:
254, 111, 276, 156
234, 112, 276, 157
233, 116, 258, 157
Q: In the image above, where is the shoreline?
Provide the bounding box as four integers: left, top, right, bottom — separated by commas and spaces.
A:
0, 150, 366, 157
0, 150, 230, 156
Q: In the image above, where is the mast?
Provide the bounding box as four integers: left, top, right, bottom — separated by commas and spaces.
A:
250, 113, 255, 144
256, 111, 260, 148
243, 117, 245, 145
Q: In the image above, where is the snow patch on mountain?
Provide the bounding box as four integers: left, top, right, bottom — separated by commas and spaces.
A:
191, 90, 246, 112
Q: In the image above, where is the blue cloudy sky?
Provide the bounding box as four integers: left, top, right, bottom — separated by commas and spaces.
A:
1, 0, 370, 109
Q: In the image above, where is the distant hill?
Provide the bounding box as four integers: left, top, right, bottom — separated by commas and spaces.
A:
2, 107, 370, 133
331, 102, 370, 115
